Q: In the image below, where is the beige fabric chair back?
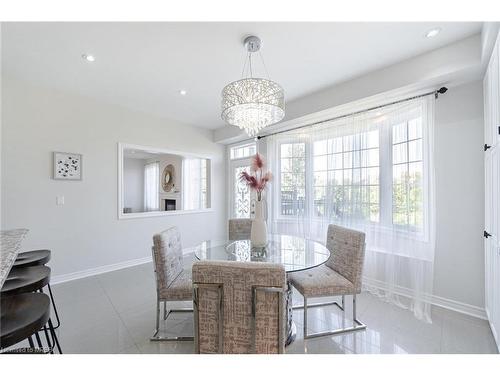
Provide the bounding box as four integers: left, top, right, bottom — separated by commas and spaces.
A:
192, 260, 286, 354
325, 224, 366, 293
228, 219, 252, 240
152, 227, 183, 290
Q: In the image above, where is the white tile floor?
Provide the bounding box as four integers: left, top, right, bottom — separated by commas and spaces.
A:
42, 263, 498, 354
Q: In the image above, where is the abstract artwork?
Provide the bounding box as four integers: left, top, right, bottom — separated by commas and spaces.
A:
53, 152, 82, 180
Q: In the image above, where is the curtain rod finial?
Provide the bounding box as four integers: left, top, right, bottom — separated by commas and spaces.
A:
437, 87, 448, 95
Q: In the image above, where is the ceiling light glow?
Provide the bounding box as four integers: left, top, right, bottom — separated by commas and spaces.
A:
179, 90, 187, 96
425, 28, 441, 38
82, 54, 95, 62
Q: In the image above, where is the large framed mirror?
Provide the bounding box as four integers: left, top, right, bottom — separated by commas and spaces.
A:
118, 143, 212, 219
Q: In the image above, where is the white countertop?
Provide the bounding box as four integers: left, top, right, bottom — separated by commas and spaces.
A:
0, 228, 28, 289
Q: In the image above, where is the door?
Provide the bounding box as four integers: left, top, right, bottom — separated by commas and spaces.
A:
227, 142, 257, 219
484, 34, 500, 351
230, 160, 252, 218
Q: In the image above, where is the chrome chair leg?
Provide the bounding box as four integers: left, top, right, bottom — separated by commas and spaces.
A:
150, 299, 194, 341
297, 294, 366, 339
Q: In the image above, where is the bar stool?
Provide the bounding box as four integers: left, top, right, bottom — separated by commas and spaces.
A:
0, 293, 60, 354
13, 250, 51, 267
13, 250, 60, 329
1, 266, 62, 353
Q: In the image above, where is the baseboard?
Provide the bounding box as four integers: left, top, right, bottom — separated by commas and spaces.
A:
486, 308, 500, 352
364, 277, 487, 321
50, 252, 196, 285
431, 294, 487, 320
51, 256, 152, 285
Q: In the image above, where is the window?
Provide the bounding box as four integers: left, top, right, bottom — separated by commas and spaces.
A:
200, 159, 208, 209
392, 118, 423, 229
274, 110, 426, 234
312, 130, 380, 222
183, 158, 209, 210
230, 143, 256, 160
280, 143, 306, 215
144, 162, 159, 211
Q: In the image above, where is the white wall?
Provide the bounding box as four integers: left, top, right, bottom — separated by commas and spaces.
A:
1, 77, 226, 278
123, 158, 144, 213
433, 80, 485, 309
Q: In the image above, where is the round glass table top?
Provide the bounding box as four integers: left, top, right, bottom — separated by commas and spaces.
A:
193, 234, 330, 273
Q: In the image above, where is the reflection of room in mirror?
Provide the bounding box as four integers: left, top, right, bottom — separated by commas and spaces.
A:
122, 147, 211, 215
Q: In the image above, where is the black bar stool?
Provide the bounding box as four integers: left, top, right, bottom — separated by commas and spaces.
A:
1, 266, 62, 353
0, 293, 60, 354
13, 250, 60, 329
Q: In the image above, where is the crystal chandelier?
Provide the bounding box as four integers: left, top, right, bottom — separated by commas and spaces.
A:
221, 36, 285, 137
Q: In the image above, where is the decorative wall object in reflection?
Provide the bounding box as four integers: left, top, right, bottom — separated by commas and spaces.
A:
162, 164, 175, 192
53, 152, 82, 180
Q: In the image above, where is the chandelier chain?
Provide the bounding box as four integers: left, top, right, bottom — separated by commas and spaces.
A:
258, 50, 270, 80
240, 52, 249, 78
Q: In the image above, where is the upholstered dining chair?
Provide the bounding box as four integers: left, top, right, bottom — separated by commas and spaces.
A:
289, 224, 366, 339
151, 226, 193, 341
228, 218, 252, 240
192, 260, 286, 354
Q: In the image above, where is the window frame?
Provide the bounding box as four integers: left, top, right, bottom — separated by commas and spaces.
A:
229, 142, 257, 161
273, 112, 428, 239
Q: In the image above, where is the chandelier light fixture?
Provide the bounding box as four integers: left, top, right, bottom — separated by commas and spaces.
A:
221, 36, 285, 137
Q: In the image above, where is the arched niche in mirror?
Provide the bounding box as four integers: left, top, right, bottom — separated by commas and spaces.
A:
162, 164, 175, 192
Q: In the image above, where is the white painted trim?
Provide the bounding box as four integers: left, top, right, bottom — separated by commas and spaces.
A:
364, 277, 487, 320
51, 251, 197, 285
51, 256, 152, 285
486, 308, 500, 352
117, 142, 215, 220
431, 294, 487, 321
119, 208, 215, 220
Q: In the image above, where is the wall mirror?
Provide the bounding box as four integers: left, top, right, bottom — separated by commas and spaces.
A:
118, 143, 212, 219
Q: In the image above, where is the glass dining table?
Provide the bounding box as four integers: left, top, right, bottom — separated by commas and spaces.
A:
192, 234, 330, 345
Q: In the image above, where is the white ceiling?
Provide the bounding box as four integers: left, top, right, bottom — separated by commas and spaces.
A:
2, 22, 482, 130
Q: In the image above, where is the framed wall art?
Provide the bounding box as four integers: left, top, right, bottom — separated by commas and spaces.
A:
53, 152, 82, 180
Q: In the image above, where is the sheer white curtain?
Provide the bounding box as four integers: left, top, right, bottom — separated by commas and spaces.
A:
144, 162, 159, 211
266, 96, 436, 322
182, 158, 204, 210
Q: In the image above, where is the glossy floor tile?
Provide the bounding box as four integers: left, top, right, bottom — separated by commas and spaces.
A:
27, 263, 498, 354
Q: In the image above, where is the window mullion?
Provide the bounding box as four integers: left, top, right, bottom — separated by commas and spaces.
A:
379, 123, 393, 226
305, 139, 314, 220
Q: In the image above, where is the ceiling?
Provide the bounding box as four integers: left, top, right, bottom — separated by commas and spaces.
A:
2, 22, 482, 130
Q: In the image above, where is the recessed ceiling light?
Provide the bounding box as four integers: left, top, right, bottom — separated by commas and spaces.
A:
425, 28, 441, 38
82, 54, 95, 62
179, 90, 187, 96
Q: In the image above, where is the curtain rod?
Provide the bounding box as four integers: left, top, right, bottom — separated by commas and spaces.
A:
255, 86, 448, 140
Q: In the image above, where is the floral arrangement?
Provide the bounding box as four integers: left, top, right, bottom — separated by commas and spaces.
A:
240, 153, 272, 202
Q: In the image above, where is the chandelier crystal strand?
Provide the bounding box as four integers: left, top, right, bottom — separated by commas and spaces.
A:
221, 36, 285, 136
